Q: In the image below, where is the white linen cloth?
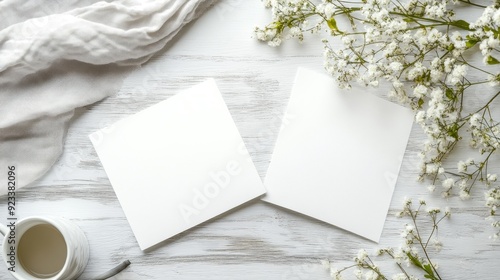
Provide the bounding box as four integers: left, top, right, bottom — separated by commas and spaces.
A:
0, 0, 215, 194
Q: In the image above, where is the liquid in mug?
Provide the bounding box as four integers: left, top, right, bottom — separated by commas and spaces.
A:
18, 224, 68, 278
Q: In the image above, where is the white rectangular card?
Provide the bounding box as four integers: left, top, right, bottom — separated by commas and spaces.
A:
90, 79, 266, 250
263, 68, 414, 242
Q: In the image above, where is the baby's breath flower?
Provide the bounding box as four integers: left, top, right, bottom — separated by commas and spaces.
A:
403, 196, 412, 206
356, 249, 368, 263
288, 27, 303, 41
457, 160, 467, 173
364, 270, 378, 280
426, 207, 441, 214
442, 178, 455, 190
487, 174, 497, 183
448, 64, 468, 85
431, 238, 443, 252
330, 267, 344, 280
268, 37, 282, 47
470, 114, 481, 128
374, 248, 385, 256
392, 273, 407, 280
413, 84, 428, 98
490, 232, 499, 240
389, 61, 403, 72
460, 189, 471, 200
341, 35, 355, 47
488, 73, 500, 86
458, 179, 467, 190
438, 167, 445, 175
395, 211, 404, 218
401, 224, 415, 239
445, 207, 451, 216
321, 259, 331, 269
426, 163, 439, 174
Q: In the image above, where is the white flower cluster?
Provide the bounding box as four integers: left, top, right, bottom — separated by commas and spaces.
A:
260, 0, 499, 278
340, 1, 499, 208
424, 1, 447, 18
322, 261, 344, 280
322, 0, 478, 92
470, 5, 500, 64
255, 0, 319, 46
485, 188, 500, 240
469, 113, 500, 154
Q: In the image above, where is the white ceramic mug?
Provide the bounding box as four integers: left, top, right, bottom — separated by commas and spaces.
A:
0, 216, 89, 280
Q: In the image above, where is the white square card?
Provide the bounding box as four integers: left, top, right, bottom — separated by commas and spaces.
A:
263, 68, 414, 242
90, 79, 266, 250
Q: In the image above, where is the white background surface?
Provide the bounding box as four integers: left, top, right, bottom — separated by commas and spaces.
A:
1, 1, 499, 279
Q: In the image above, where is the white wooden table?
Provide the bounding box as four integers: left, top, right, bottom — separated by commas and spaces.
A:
1, 1, 499, 279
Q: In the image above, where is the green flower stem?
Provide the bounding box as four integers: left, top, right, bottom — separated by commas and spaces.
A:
459, 57, 496, 76
386, 250, 412, 279
390, 11, 473, 31
458, 0, 488, 8
409, 208, 443, 280
467, 149, 495, 192
473, 90, 500, 115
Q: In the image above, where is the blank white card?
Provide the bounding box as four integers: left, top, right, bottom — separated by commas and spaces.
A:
90, 79, 266, 250
263, 68, 414, 242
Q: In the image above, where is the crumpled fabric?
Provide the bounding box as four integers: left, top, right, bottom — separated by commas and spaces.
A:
0, 0, 215, 194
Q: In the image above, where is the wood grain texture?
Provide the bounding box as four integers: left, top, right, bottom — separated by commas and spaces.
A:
1, 1, 499, 279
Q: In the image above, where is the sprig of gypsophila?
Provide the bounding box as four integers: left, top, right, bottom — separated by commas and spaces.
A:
321, 198, 450, 280
256, 0, 500, 238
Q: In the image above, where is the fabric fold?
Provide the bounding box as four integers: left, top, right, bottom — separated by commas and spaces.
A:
0, 0, 216, 195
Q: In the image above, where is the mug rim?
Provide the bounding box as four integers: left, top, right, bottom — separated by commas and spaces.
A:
2, 216, 71, 280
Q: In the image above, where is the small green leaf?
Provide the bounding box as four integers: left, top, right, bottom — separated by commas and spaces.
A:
448, 123, 459, 139
406, 252, 423, 269
453, 20, 472, 31
465, 35, 479, 49
423, 263, 438, 280
326, 17, 343, 35
486, 55, 500, 65
445, 88, 455, 100
272, 21, 284, 34
418, 98, 424, 108
423, 264, 435, 277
